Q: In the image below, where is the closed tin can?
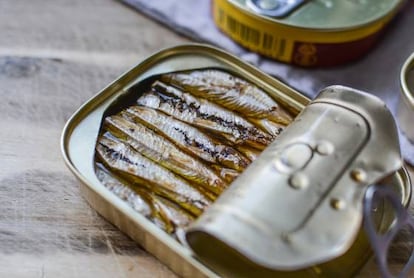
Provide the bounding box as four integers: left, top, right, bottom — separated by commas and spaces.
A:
212, 0, 406, 67
61, 44, 411, 277
399, 52, 414, 142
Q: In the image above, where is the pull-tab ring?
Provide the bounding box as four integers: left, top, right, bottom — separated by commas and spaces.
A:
364, 185, 414, 278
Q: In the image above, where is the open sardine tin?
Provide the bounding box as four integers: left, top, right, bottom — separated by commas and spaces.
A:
61, 44, 411, 278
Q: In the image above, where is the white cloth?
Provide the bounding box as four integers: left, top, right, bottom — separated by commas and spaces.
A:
121, 0, 414, 164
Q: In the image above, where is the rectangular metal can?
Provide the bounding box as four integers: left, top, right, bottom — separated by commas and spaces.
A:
61, 44, 411, 277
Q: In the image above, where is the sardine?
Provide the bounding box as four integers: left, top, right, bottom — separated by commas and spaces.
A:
97, 162, 195, 240
211, 166, 240, 184
153, 195, 194, 243
95, 134, 211, 216
236, 145, 261, 162
95, 163, 174, 231
96, 162, 195, 240
104, 115, 225, 196
95, 162, 152, 218
250, 118, 285, 137
161, 69, 293, 125
126, 106, 250, 172
137, 81, 272, 149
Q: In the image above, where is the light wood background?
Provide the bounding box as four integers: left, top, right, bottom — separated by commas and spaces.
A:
0, 0, 412, 277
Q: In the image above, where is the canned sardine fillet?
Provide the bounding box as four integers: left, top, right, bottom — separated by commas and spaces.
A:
61, 44, 411, 278
212, 0, 406, 67
94, 68, 293, 242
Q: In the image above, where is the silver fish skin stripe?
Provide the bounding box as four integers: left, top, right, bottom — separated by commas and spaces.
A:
96, 135, 211, 212
105, 114, 224, 194
162, 69, 292, 123
138, 81, 272, 148
126, 106, 250, 171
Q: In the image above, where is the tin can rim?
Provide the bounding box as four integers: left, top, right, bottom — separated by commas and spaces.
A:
399, 52, 414, 143
227, 0, 405, 32
398, 166, 412, 208
400, 52, 414, 107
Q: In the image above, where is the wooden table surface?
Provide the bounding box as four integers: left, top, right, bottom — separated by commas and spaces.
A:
0, 0, 412, 277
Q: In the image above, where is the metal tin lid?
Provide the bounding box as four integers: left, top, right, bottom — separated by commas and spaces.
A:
232, 0, 404, 29
187, 86, 403, 271
399, 52, 414, 143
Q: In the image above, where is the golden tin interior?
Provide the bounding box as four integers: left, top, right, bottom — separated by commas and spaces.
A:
399, 52, 414, 143
61, 44, 411, 278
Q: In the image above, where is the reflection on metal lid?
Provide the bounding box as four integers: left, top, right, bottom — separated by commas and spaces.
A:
399, 52, 414, 142
187, 86, 403, 271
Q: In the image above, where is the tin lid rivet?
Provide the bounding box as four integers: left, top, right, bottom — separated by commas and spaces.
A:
274, 143, 313, 173
316, 141, 334, 156
330, 198, 346, 210
350, 168, 367, 183
289, 173, 309, 190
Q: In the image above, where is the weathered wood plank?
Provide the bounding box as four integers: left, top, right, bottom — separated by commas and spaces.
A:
0, 0, 187, 66
0, 56, 178, 277
0, 0, 187, 275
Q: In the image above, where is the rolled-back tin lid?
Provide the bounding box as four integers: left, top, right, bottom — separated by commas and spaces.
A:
186, 86, 403, 271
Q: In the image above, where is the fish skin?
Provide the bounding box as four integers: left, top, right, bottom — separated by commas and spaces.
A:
136, 90, 236, 143
211, 166, 240, 184
104, 114, 224, 196
161, 69, 293, 125
97, 163, 194, 236
152, 195, 194, 243
96, 163, 178, 232
154, 195, 194, 228
137, 81, 272, 149
236, 145, 261, 162
126, 106, 250, 172
95, 134, 211, 216
250, 118, 285, 137
95, 162, 153, 218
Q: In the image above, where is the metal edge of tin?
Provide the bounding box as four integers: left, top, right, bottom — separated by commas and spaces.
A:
60, 43, 308, 278
398, 166, 412, 208
323, 165, 411, 278
399, 52, 414, 143
315, 166, 412, 277
218, 0, 407, 37
224, 0, 405, 33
